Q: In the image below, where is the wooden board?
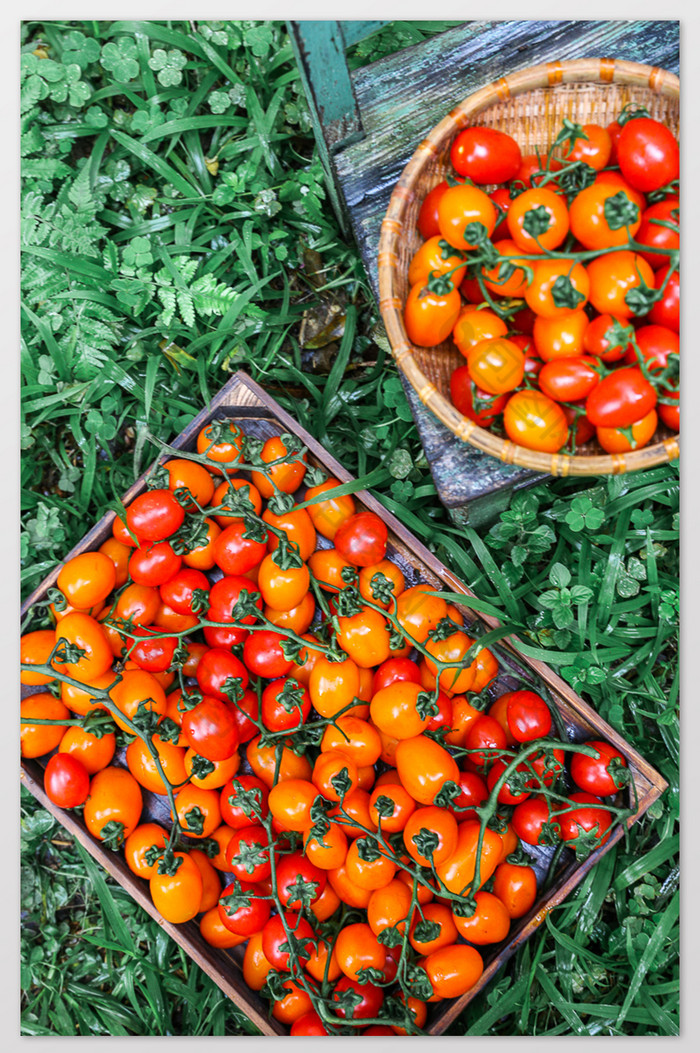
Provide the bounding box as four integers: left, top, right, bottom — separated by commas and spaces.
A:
331, 19, 680, 522
21, 370, 667, 1036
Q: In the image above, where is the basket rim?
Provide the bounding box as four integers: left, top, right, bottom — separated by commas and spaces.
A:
378, 57, 680, 477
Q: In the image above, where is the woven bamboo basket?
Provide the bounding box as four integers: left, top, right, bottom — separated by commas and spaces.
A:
378, 58, 680, 476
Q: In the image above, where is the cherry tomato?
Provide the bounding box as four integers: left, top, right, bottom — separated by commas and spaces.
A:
205, 575, 262, 649
515, 154, 563, 190
290, 1011, 330, 1036
125, 730, 187, 795
196, 421, 244, 473
492, 862, 537, 918
467, 338, 525, 396
408, 235, 468, 289
533, 310, 589, 362
261, 677, 311, 733
196, 647, 249, 702
221, 774, 269, 829
336, 606, 391, 669
212, 521, 267, 576
247, 736, 312, 789
334, 921, 386, 982
538, 356, 600, 403
225, 824, 272, 883
636, 197, 679, 270
150, 852, 203, 924
617, 117, 679, 193
525, 259, 590, 319
648, 265, 679, 331
503, 390, 569, 453
481, 239, 530, 298
262, 912, 315, 971
507, 187, 569, 253
182, 696, 240, 761
309, 655, 361, 719
569, 182, 642, 250
511, 795, 554, 846
437, 184, 497, 251
658, 394, 679, 432
583, 313, 629, 363
218, 880, 271, 936
597, 409, 659, 454
182, 517, 221, 571
452, 889, 511, 945
211, 477, 263, 527
334, 512, 388, 568
623, 324, 679, 371
570, 739, 628, 797
58, 724, 116, 774
453, 306, 508, 357
450, 366, 508, 426
563, 123, 611, 170
43, 753, 90, 808
502, 690, 554, 742
83, 766, 143, 847
200, 906, 247, 949
395, 735, 460, 806
451, 127, 521, 183
585, 367, 656, 427
403, 806, 458, 867
554, 791, 613, 848
404, 281, 461, 348
57, 552, 116, 610
304, 477, 355, 541
423, 943, 484, 1000
257, 554, 310, 612
162, 457, 215, 508
587, 251, 655, 319
250, 435, 307, 498
128, 625, 177, 673
126, 489, 185, 543
21, 629, 59, 686
417, 180, 449, 239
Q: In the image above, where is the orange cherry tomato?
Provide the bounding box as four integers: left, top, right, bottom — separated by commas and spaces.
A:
321, 717, 382, 768
200, 906, 247, 949
309, 881, 342, 922
98, 537, 131, 588
305, 939, 342, 982
84, 766, 143, 847
467, 338, 525, 396
189, 847, 222, 912
443, 694, 483, 747
272, 979, 314, 1025
150, 852, 203, 924
525, 259, 590, 319
425, 629, 477, 694
408, 235, 468, 288
309, 655, 361, 720
587, 251, 655, 319
334, 922, 387, 982
329, 787, 376, 838
569, 181, 642, 251
533, 310, 589, 362
308, 546, 352, 592
206, 825, 236, 871
257, 554, 310, 611
563, 123, 612, 170
404, 806, 458, 867
453, 306, 508, 359
312, 750, 359, 802
54, 612, 113, 681
246, 737, 312, 790
507, 187, 569, 253
304, 822, 348, 871
124, 822, 169, 879
264, 506, 316, 562
172, 785, 222, 839
435, 820, 503, 895
108, 669, 167, 734
437, 183, 497, 251
452, 889, 511, 945
264, 591, 315, 635
21, 629, 59, 686
370, 681, 432, 741
20, 693, 70, 758
369, 783, 416, 834
182, 517, 221, 571
492, 861, 538, 918
409, 903, 458, 955
126, 731, 187, 796
470, 648, 498, 694
184, 748, 240, 790
163, 458, 216, 508
344, 837, 397, 891
58, 723, 116, 774
404, 281, 461, 348
196, 420, 244, 474
336, 606, 391, 669
396, 585, 448, 645
503, 390, 569, 453
304, 478, 355, 540
358, 558, 405, 610
596, 408, 658, 453
211, 477, 263, 528
250, 435, 307, 498
367, 878, 414, 938
423, 943, 484, 1000
328, 861, 372, 908
57, 551, 116, 611
481, 239, 530, 298
243, 931, 274, 990
396, 735, 460, 806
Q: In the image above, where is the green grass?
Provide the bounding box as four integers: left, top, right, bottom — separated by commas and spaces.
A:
21, 19, 679, 1037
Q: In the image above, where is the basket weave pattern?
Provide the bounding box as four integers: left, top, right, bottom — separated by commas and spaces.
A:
378, 59, 680, 476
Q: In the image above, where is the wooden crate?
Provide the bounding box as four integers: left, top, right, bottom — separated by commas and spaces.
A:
21, 370, 667, 1036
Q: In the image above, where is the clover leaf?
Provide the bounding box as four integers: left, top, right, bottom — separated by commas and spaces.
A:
148, 48, 187, 87
101, 39, 139, 82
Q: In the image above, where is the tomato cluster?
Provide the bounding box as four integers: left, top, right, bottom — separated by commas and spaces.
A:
406, 110, 680, 454
21, 421, 631, 1034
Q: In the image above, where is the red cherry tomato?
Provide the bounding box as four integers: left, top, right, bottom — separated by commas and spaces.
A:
450, 127, 521, 184
44, 753, 90, 808
334, 512, 388, 568
450, 366, 508, 427
585, 368, 657, 427
617, 117, 679, 193
417, 181, 449, 240
126, 489, 185, 543
538, 357, 600, 403
242, 630, 293, 680
648, 266, 679, 332
570, 740, 628, 797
